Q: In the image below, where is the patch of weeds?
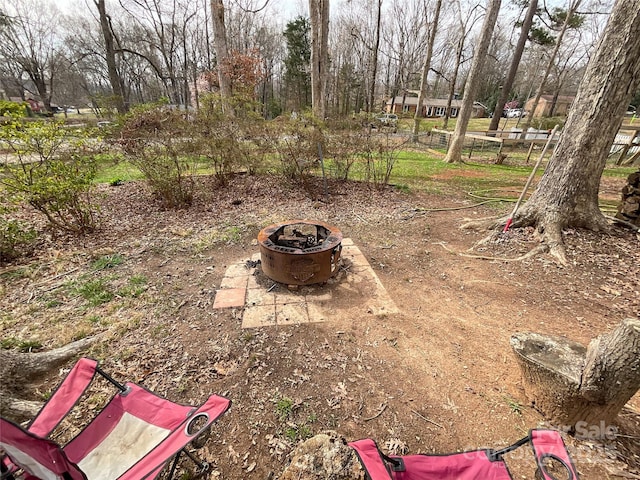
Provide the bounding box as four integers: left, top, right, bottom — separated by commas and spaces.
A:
505, 396, 523, 415
91, 254, 125, 271
284, 423, 313, 443
284, 426, 298, 442
247, 354, 258, 367
0, 267, 31, 281
1, 337, 43, 352
176, 380, 189, 394
275, 396, 294, 421
74, 279, 114, 306
151, 323, 169, 339
45, 299, 62, 308
118, 274, 148, 298
87, 315, 106, 326
242, 332, 255, 343
393, 183, 411, 193
193, 225, 244, 252
298, 423, 313, 440
72, 328, 91, 341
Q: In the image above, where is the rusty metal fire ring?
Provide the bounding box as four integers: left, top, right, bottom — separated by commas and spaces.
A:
257, 220, 343, 285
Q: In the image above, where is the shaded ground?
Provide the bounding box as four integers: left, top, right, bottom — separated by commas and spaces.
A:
1, 174, 639, 479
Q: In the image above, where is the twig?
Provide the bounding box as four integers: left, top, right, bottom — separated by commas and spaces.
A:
363, 403, 387, 421
411, 410, 444, 429
32, 267, 80, 287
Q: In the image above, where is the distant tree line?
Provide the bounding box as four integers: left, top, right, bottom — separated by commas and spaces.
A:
0, 0, 623, 118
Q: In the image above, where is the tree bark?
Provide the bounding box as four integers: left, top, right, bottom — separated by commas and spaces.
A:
507, 0, 640, 263
367, 0, 382, 114
210, 0, 233, 105
442, 37, 464, 130
444, 0, 502, 163
309, 0, 330, 119
412, 0, 442, 141
488, 0, 537, 133
95, 0, 127, 114
0, 334, 104, 420
511, 318, 640, 428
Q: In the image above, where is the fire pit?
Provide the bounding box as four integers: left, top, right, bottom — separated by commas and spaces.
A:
257, 220, 343, 285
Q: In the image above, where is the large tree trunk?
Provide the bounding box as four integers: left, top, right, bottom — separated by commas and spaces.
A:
95, 0, 127, 114
488, 0, 537, 133
511, 318, 640, 428
442, 37, 463, 130
507, 0, 640, 263
412, 0, 443, 141
210, 0, 233, 105
444, 0, 502, 163
0, 335, 104, 420
367, 0, 382, 114
309, 0, 330, 119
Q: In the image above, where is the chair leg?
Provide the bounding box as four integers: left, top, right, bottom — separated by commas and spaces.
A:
164, 449, 210, 480
166, 452, 182, 480
182, 449, 210, 478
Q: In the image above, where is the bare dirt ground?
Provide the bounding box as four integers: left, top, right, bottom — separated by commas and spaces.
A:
2, 174, 639, 479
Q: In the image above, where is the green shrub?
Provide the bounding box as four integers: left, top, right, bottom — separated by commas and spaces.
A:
120, 105, 196, 209
530, 116, 565, 131
195, 93, 269, 181
0, 120, 98, 233
270, 113, 324, 188
0, 100, 28, 118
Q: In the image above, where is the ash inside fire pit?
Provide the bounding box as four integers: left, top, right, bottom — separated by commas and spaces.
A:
269, 223, 329, 250
257, 220, 343, 285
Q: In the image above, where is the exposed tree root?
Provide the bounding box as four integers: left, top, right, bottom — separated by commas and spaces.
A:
0, 333, 106, 420
460, 215, 509, 231
459, 202, 619, 267
436, 242, 548, 262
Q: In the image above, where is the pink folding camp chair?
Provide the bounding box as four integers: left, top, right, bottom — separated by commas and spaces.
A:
0, 358, 230, 480
349, 429, 580, 480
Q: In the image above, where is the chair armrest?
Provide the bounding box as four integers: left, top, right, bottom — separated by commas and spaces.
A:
28, 358, 98, 437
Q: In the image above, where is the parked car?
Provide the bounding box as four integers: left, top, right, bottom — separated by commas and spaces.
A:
505, 108, 527, 118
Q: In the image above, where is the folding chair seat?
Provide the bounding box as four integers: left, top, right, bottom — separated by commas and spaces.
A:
1, 358, 230, 480
349, 429, 580, 480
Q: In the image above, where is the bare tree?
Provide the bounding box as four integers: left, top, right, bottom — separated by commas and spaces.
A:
444, 0, 502, 163
309, 0, 330, 119
466, 0, 640, 264
441, 0, 483, 130
519, 0, 583, 136
211, 0, 233, 101
368, 0, 382, 113
488, 0, 538, 132
0, 0, 61, 112
95, 0, 127, 113
412, 0, 443, 141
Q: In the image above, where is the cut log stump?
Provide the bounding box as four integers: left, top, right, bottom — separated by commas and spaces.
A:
511, 318, 640, 429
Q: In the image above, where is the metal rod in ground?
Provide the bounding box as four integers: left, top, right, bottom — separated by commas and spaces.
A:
503, 124, 559, 232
